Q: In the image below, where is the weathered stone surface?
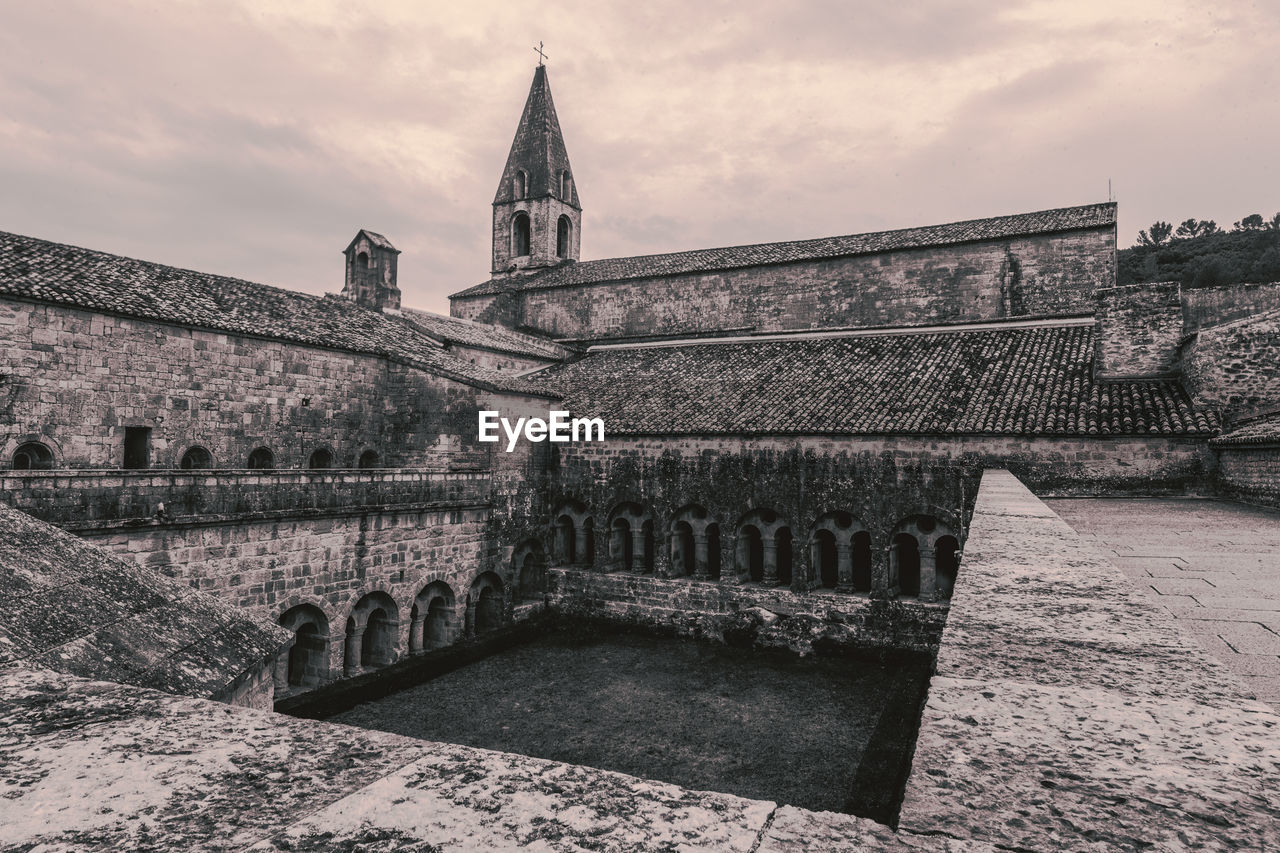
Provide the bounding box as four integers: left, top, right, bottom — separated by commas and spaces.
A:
0, 502, 288, 705
758, 806, 996, 852
900, 470, 1280, 852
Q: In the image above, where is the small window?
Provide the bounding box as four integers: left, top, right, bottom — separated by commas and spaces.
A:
12, 441, 54, 470
514, 170, 527, 199
308, 447, 333, 469
358, 449, 381, 469
357, 250, 370, 267
247, 446, 274, 470
180, 446, 212, 469
512, 212, 531, 257
556, 215, 572, 259
123, 427, 151, 470
560, 170, 571, 199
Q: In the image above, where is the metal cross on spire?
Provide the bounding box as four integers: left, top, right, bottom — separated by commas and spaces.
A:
534, 41, 548, 66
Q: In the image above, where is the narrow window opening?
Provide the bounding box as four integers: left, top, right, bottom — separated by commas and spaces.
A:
556, 215, 571, 259
512, 213, 531, 257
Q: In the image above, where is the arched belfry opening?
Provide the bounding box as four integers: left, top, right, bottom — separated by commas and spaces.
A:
512, 213, 532, 257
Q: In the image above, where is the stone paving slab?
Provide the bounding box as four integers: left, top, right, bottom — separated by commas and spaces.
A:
1051, 496, 1280, 709
755, 807, 996, 852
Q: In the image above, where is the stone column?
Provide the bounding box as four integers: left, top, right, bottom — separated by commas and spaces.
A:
464, 596, 477, 638
631, 529, 647, 574
693, 531, 710, 580
762, 539, 778, 586
409, 613, 426, 654
273, 648, 290, 694
575, 524, 591, 567
344, 626, 362, 677
835, 539, 854, 592
875, 543, 896, 600
920, 545, 937, 601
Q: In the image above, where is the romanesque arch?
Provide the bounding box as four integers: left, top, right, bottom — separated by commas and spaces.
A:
890, 515, 958, 601
468, 571, 505, 635
343, 590, 399, 675
409, 580, 457, 653
11, 440, 55, 470
179, 445, 213, 470
607, 502, 654, 573
277, 603, 329, 690
552, 499, 593, 567
512, 538, 548, 601
808, 511, 872, 593
735, 509, 792, 586
668, 504, 721, 580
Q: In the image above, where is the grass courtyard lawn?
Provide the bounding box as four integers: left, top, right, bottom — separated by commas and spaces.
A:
330, 631, 927, 815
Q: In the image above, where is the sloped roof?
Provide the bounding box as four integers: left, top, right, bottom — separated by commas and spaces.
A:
402, 306, 571, 360
452, 202, 1117, 299
534, 321, 1218, 436
1210, 413, 1280, 447
492, 65, 580, 208
346, 229, 399, 253
0, 230, 556, 397
0, 502, 289, 699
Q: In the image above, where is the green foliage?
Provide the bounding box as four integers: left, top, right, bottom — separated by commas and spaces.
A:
1119, 211, 1280, 288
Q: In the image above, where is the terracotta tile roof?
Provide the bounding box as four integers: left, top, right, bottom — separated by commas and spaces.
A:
401, 306, 571, 360
1210, 414, 1280, 446
535, 322, 1218, 437
452, 202, 1117, 299
0, 230, 556, 397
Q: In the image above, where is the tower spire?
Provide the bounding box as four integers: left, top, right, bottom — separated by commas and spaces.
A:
490, 65, 581, 276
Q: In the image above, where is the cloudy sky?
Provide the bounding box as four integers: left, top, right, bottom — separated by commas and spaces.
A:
1, 1, 1275, 313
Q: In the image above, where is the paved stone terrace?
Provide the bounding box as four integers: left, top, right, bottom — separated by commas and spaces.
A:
899, 470, 1280, 851
1050, 496, 1280, 707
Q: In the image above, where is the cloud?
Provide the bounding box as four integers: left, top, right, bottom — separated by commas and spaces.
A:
0, 0, 1276, 313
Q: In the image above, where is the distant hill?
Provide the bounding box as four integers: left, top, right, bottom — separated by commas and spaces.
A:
1118, 214, 1280, 288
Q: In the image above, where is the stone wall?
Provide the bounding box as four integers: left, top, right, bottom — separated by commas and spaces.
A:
78, 502, 510, 689
548, 568, 948, 657
453, 227, 1114, 341
1216, 444, 1280, 507
0, 298, 508, 471
1094, 281, 1182, 378
1183, 280, 1280, 332
442, 343, 556, 374
1, 469, 490, 525
1181, 309, 1280, 413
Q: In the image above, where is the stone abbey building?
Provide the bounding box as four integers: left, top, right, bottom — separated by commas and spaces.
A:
4, 64, 1280, 698
3, 64, 1280, 851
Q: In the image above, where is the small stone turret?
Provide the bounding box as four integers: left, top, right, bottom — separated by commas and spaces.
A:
342, 229, 401, 312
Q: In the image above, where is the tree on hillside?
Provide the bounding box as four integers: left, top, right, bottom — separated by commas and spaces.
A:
1267, 213, 1280, 231
1137, 220, 1173, 247
1234, 214, 1265, 232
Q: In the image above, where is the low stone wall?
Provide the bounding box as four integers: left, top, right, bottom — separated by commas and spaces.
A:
548, 568, 948, 657
1, 468, 490, 525
1216, 444, 1280, 507
897, 469, 1280, 850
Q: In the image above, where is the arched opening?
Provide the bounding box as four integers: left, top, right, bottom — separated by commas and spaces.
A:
555, 514, 577, 564
852, 531, 873, 592
12, 441, 54, 470
514, 170, 527, 199
814, 530, 838, 589
740, 525, 764, 583
671, 520, 695, 577
180, 446, 212, 470
360, 607, 393, 668
358, 449, 380, 469
308, 447, 333, 469
512, 212, 531, 257
611, 517, 633, 571
427, 596, 452, 647
357, 250, 370, 267
279, 604, 328, 689
776, 527, 793, 587
556, 215, 571, 259
560, 170, 572, 199
895, 533, 921, 598
514, 540, 547, 600
935, 535, 960, 599
247, 446, 274, 470
706, 523, 721, 580
473, 574, 505, 635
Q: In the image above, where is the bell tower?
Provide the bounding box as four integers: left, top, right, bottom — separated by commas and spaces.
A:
342, 229, 401, 312
491, 64, 581, 277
